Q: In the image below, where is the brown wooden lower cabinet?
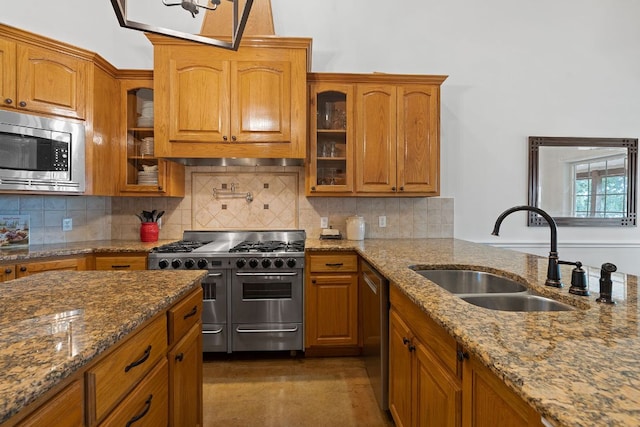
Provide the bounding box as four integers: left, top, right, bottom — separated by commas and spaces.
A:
93, 253, 148, 271
16, 255, 88, 278
389, 307, 461, 427
6, 286, 202, 427
305, 251, 359, 356
389, 283, 544, 427
16, 380, 83, 427
463, 354, 544, 427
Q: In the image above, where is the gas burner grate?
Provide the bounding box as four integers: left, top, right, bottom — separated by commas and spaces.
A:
229, 240, 305, 253
152, 240, 211, 253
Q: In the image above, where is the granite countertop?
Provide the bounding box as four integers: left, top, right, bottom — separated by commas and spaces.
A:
0, 269, 206, 424
307, 238, 639, 427
0, 239, 178, 262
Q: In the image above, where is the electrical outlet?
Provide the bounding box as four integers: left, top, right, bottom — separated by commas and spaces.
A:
157, 217, 162, 229
62, 218, 73, 231
378, 216, 387, 228
320, 217, 329, 229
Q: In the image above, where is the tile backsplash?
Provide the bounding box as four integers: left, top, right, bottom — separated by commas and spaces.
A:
1, 166, 454, 244
0, 195, 111, 244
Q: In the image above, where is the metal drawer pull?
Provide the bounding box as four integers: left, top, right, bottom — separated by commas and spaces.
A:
363, 274, 378, 294
175, 352, 184, 362
124, 345, 152, 372
183, 306, 198, 319
235, 326, 299, 333
235, 272, 298, 277
203, 328, 224, 334
111, 265, 131, 269
125, 394, 153, 427
325, 263, 344, 267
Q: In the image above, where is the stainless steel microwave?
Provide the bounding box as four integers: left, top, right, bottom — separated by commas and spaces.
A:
0, 110, 85, 193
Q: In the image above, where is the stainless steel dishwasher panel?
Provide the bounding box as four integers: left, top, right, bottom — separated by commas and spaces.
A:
360, 259, 389, 411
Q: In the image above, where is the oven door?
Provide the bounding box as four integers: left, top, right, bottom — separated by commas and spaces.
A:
231, 270, 303, 324
201, 270, 229, 352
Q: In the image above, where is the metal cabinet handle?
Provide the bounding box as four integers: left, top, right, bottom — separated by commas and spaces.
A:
325, 263, 344, 267
18, 101, 27, 107
125, 394, 153, 427
223, 136, 228, 141
19, 266, 27, 272
231, 136, 237, 141
111, 264, 131, 269
400, 186, 405, 191
183, 306, 198, 319
391, 186, 396, 191
4, 268, 11, 274
236, 326, 298, 333
124, 345, 152, 372
203, 327, 224, 334
175, 353, 184, 362
4, 98, 12, 105
311, 186, 316, 191
402, 337, 410, 346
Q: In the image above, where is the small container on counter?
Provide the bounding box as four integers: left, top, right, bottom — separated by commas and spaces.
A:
140, 222, 159, 242
346, 215, 365, 240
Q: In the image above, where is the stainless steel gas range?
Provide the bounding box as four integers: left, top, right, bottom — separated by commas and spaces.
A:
148, 230, 305, 353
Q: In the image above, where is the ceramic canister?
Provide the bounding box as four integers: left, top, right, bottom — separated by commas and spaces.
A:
346, 215, 365, 240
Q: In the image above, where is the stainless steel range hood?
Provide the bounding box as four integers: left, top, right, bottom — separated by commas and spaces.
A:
173, 158, 305, 167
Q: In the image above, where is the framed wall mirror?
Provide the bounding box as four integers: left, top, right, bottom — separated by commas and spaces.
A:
528, 136, 638, 227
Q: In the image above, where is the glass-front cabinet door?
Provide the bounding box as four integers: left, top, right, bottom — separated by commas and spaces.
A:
308, 82, 354, 194
121, 79, 166, 194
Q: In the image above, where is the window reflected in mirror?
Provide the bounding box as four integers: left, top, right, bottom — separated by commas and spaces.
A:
528, 137, 638, 227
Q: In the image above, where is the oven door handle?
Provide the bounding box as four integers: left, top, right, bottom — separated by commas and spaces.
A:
235, 272, 299, 277
202, 327, 224, 334
235, 326, 299, 333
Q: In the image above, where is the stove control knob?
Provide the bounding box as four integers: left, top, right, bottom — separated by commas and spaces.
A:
261, 258, 272, 268
184, 259, 195, 269
249, 258, 259, 268
286, 258, 297, 268
171, 259, 182, 269
236, 258, 247, 268
158, 259, 170, 269
197, 259, 208, 269
274, 258, 284, 268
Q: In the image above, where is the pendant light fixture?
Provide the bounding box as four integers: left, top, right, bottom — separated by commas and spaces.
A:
109, 0, 254, 50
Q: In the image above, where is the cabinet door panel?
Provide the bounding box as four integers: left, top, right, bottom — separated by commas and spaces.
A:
355, 84, 397, 192
397, 85, 439, 193
0, 38, 16, 106
415, 342, 461, 427
16, 44, 86, 119
307, 274, 358, 346
168, 57, 230, 142
388, 310, 413, 427
232, 60, 291, 142
168, 323, 202, 427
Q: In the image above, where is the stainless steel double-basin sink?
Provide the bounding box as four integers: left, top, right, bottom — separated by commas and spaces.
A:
410, 268, 575, 312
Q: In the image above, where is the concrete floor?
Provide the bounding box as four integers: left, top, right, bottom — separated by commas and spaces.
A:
203, 353, 395, 426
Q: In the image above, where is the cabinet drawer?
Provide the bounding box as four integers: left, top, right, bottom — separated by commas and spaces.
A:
17, 380, 83, 427
95, 254, 147, 270
99, 358, 168, 427
168, 287, 203, 346
308, 253, 358, 273
86, 315, 168, 423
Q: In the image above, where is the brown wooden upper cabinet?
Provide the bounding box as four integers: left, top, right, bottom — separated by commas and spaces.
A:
147, 35, 311, 159
0, 26, 87, 120
307, 73, 447, 197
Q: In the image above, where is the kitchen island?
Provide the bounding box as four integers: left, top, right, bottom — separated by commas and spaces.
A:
0, 269, 205, 425
307, 238, 639, 427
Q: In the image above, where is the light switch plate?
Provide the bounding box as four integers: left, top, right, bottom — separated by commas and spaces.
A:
378, 216, 387, 228
62, 218, 73, 231
320, 217, 329, 229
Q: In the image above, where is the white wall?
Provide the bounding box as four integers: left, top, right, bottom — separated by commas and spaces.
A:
3, 0, 640, 273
